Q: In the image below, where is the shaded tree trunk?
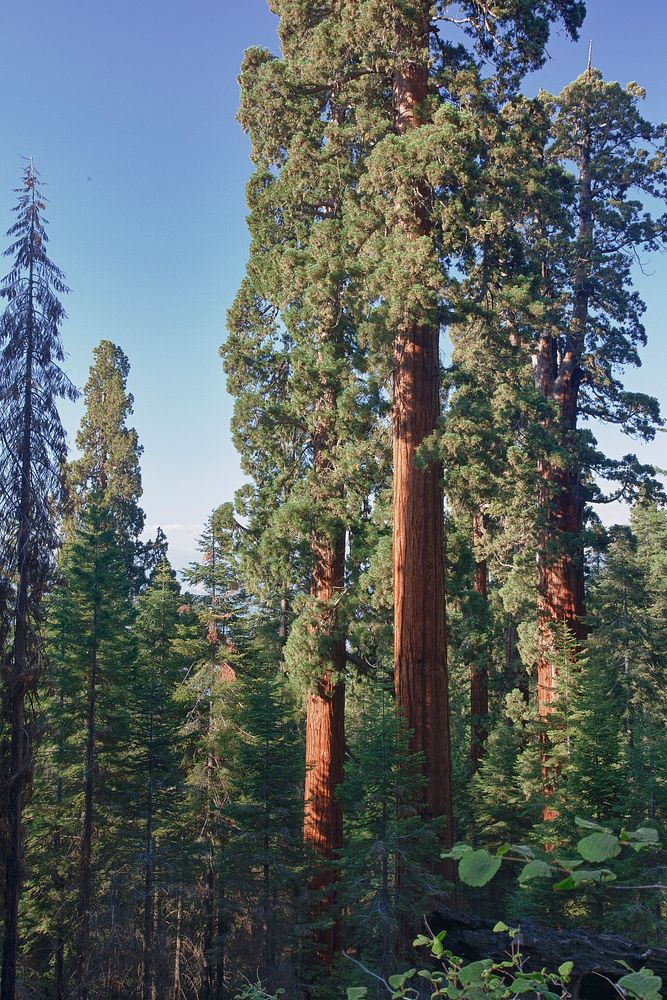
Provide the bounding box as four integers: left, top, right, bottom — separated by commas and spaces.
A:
171, 891, 182, 1000
77, 607, 99, 1000
142, 688, 155, 1000
470, 552, 489, 772
1, 228, 35, 1000
391, 4, 454, 843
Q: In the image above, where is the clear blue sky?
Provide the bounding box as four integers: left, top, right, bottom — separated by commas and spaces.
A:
1, 1, 665, 571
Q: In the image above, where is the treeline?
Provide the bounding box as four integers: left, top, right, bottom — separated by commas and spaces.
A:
1, 1, 667, 999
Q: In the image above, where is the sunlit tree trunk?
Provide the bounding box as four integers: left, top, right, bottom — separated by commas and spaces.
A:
304, 520, 345, 964
391, 3, 454, 844
535, 121, 591, 817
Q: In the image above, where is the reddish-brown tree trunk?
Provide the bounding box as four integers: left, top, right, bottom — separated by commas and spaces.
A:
391, 4, 454, 844
303, 530, 345, 965
535, 117, 591, 817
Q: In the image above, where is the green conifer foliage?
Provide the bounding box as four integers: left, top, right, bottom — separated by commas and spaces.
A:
220, 619, 306, 994
0, 162, 78, 1000
132, 559, 191, 1000
67, 340, 146, 587
177, 509, 246, 999
225, 9, 387, 962
25, 498, 136, 999
339, 683, 443, 980
533, 69, 666, 751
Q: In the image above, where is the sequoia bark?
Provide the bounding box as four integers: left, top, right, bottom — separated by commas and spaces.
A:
391, 3, 454, 843
303, 529, 345, 964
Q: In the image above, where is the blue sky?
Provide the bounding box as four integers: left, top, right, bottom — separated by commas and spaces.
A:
1, 1, 665, 571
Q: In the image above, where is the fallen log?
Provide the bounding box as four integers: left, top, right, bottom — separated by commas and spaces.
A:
432, 907, 667, 997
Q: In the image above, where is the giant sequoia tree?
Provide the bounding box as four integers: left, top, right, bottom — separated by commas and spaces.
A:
225, 0, 587, 955
0, 163, 77, 1000
532, 69, 666, 798
335, 0, 584, 837
225, 21, 385, 960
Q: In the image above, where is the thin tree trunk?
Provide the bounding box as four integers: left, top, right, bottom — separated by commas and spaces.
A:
391, 4, 454, 844
142, 687, 155, 1000
470, 547, 489, 771
1, 508, 30, 1000
77, 603, 98, 1000
202, 853, 214, 1000
1, 224, 35, 1000
171, 891, 182, 1000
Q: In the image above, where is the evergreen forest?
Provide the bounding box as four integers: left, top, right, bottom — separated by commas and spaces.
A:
1, 3, 667, 999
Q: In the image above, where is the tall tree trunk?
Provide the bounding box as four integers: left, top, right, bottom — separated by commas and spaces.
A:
1, 489, 30, 1000
142, 689, 155, 1000
470, 544, 489, 772
53, 769, 66, 1000
535, 113, 591, 817
202, 708, 216, 1000
1, 241, 35, 1000
391, 4, 454, 843
303, 528, 345, 965
77, 603, 98, 1000
171, 891, 182, 1000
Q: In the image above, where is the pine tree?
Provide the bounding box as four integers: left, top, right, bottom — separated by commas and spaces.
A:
339, 682, 443, 981
220, 618, 305, 993
0, 162, 78, 1000
69, 500, 135, 1000
132, 559, 190, 1000
67, 339, 146, 588
178, 508, 246, 998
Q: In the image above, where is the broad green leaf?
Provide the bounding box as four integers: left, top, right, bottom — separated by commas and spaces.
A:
346, 990, 367, 1000
493, 921, 510, 933
558, 962, 574, 980
388, 970, 416, 989
459, 849, 502, 887
577, 832, 621, 862
570, 868, 616, 884
458, 960, 493, 986
575, 817, 612, 833
412, 934, 431, 947
624, 827, 660, 844
617, 972, 662, 999
518, 859, 553, 883
510, 979, 540, 993
510, 844, 536, 859
553, 875, 577, 891
442, 843, 473, 860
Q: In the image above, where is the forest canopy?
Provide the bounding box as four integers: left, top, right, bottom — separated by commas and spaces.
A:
1, 4, 666, 1000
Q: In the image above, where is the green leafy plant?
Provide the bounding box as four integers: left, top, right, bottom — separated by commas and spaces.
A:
442, 818, 662, 892
347, 925, 663, 999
